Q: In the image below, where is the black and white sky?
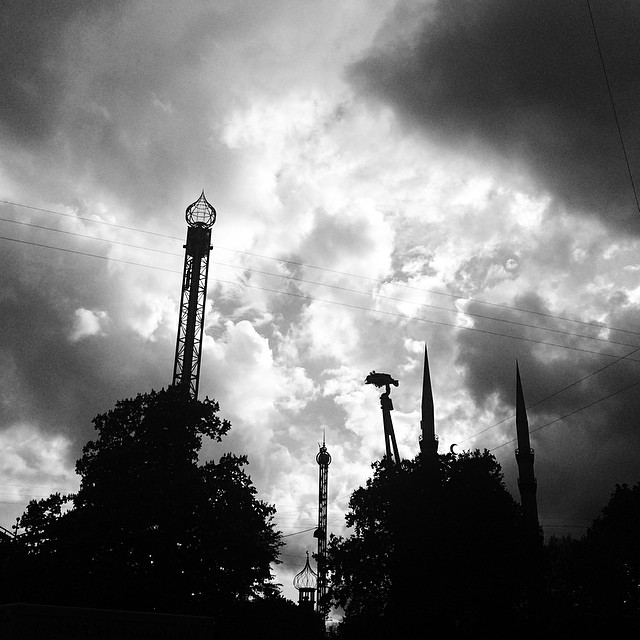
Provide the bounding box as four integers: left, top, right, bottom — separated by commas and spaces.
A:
2, 0, 640, 602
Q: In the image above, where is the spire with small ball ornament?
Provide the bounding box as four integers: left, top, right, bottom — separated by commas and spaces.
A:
172, 191, 216, 399
314, 434, 331, 620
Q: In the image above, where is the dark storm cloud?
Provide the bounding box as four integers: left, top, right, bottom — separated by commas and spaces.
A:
0, 221, 172, 450
0, 0, 240, 221
350, 0, 640, 231
455, 292, 640, 531
0, 1, 127, 144
456, 286, 640, 415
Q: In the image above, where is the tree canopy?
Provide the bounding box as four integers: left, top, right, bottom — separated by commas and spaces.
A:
1, 387, 282, 618
543, 482, 640, 635
327, 450, 542, 637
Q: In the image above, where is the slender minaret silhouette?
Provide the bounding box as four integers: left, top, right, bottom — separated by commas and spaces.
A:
515, 362, 539, 528
419, 344, 439, 461
314, 436, 331, 620
172, 191, 216, 399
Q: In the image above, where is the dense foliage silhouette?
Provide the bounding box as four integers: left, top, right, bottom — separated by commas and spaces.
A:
542, 482, 640, 635
327, 452, 640, 637
2, 389, 639, 637
0, 387, 282, 620
327, 450, 543, 637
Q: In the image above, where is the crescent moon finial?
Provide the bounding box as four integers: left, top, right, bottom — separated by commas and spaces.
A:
450, 443, 458, 454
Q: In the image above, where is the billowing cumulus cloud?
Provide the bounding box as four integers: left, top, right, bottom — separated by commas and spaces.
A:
0, 423, 79, 528
70, 308, 108, 341
2, 0, 640, 609
350, 0, 640, 232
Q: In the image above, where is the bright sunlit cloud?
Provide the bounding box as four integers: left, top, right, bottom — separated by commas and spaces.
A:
2, 0, 640, 604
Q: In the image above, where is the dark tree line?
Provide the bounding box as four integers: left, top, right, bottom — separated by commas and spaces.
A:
2, 388, 639, 638
327, 451, 640, 638
0, 387, 321, 639
543, 482, 640, 634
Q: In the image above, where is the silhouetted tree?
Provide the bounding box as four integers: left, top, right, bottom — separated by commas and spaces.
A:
585, 482, 640, 611
538, 534, 591, 633
214, 594, 325, 640
538, 483, 640, 635
327, 450, 541, 637
568, 483, 640, 633
2, 387, 281, 618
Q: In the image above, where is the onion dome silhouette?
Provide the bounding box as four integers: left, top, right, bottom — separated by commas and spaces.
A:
185, 190, 216, 228
293, 551, 317, 608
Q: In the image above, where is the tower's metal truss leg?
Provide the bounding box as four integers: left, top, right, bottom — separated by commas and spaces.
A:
172, 214, 213, 399
315, 440, 332, 619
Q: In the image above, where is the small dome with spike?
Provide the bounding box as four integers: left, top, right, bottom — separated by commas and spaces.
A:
293, 551, 317, 592
185, 190, 216, 228
316, 441, 332, 466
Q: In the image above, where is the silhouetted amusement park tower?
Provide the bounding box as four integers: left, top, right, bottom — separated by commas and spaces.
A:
314, 436, 331, 618
172, 191, 216, 399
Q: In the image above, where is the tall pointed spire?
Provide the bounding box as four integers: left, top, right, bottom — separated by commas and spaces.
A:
419, 344, 439, 459
516, 362, 531, 453
515, 361, 539, 529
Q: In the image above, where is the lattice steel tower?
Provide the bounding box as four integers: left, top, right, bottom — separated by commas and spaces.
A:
314, 436, 331, 617
172, 191, 216, 399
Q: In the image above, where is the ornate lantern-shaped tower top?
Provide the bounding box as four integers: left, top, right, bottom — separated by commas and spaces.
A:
293, 551, 317, 610
172, 190, 217, 399
185, 190, 216, 228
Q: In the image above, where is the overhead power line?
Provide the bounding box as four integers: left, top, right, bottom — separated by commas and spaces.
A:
0, 235, 179, 274
490, 379, 640, 452
2, 198, 639, 338
0, 199, 178, 240
460, 344, 640, 444
280, 527, 319, 538
0, 216, 181, 258
586, 0, 640, 215
1, 232, 640, 365
4, 201, 640, 447
2, 215, 638, 350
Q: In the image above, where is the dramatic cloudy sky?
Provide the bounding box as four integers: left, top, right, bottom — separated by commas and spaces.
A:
2, 0, 640, 604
